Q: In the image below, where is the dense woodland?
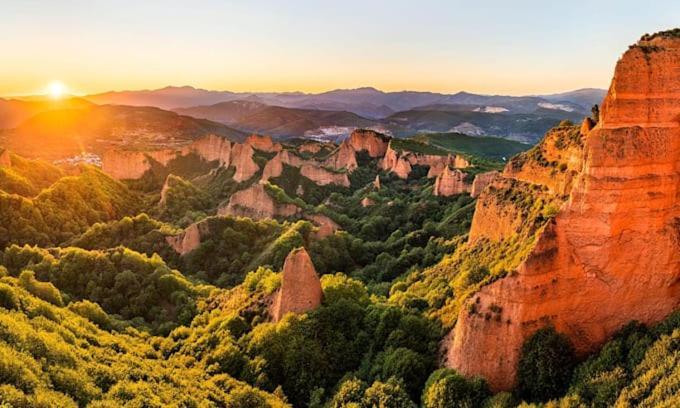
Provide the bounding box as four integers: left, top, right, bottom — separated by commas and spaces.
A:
0, 131, 678, 408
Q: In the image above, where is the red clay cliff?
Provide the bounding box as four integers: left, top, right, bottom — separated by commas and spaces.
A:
447, 33, 680, 391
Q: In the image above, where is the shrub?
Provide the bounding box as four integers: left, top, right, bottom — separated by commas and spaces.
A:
517, 326, 576, 402
422, 368, 489, 408
18, 271, 63, 306
0, 283, 20, 310
68, 300, 113, 330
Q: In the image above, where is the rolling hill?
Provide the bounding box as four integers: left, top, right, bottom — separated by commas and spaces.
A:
0, 104, 246, 160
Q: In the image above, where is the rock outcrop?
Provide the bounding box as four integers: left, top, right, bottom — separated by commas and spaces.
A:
382, 143, 471, 179
166, 220, 210, 255
324, 142, 358, 172
305, 214, 341, 239
191, 134, 232, 165
298, 141, 326, 154
447, 33, 680, 391
218, 182, 301, 220
246, 134, 282, 153
102, 149, 178, 180
300, 164, 350, 187
433, 167, 469, 196
347, 129, 390, 157
361, 197, 375, 207
470, 171, 500, 198
373, 175, 381, 190
270, 248, 323, 322
503, 125, 584, 196
231, 143, 260, 182
0, 149, 11, 167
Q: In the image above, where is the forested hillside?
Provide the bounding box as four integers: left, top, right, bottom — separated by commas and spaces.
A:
0, 124, 677, 407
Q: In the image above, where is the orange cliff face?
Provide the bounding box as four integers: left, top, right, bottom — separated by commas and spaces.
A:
245, 134, 282, 153
101, 134, 233, 180
102, 149, 178, 180
347, 129, 390, 157
299, 164, 350, 187
166, 220, 210, 256
470, 171, 499, 198
433, 166, 469, 196
447, 33, 680, 391
270, 248, 323, 322
218, 182, 301, 220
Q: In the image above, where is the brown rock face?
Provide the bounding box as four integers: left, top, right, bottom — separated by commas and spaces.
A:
159, 175, 172, 205
433, 167, 469, 196
305, 214, 341, 239
246, 134, 282, 153
361, 197, 375, 207
102, 149, 178, 180
191, 134, 232, 166
166, 220, 210, 255
470, 171, 500, 198
383, 143, 470, 179
271, 248, 323, 322
218, 183, 301, 220
231, 143, 260, 182
347, 129, 390, 157
298, 141, 325, 154
324, 142, 358, 172
504, 126, 584, 196
448, 34, 680, 391
0, 149, 11, 167
300, 164, 350, 187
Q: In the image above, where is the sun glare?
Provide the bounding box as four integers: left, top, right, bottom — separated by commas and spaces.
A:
48, 81, 66, 99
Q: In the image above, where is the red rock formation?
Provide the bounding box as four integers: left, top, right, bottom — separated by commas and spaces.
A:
382, 142, 470, 179
246, 134, 282, 153
470, 171, 499, 198
159, 175, 172, 205
262, 150, 311, 181
448, 34, 680, 391
324, 142, 358, 172
0, 149, 11, 167
361, 197, 375, 207
102, 149, 178, 180
166, 220, 210, 255
271, 248, 323, 322
433, 166, 469, 196
300, 164, 350, 187
503, 126, 584, 196
231, 143, 260, 182
190, 134, 232, 166
580, 117, 595, 136
373, 175, 381, 190
299, 141, 326, 154
218, 182, 301, 220
305, 214, 340, 239
347, 129, 390, 157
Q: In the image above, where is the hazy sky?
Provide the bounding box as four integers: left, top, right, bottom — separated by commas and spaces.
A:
2, 0, 679, 96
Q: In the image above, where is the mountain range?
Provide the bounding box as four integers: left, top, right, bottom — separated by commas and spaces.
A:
0, 87, 605, 149
86, 86, 606, 119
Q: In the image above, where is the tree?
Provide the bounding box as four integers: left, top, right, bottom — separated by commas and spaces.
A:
421, 369, 489, 408
517, 326, 576, 401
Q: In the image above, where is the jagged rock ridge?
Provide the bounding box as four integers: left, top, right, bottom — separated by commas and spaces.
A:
447, 33, 680, 391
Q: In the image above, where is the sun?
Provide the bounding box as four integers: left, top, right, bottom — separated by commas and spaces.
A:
48, 81, 67, 99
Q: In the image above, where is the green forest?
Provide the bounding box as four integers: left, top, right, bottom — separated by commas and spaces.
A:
0, 129, 677, 408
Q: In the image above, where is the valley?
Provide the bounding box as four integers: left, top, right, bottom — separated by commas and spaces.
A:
0, 23, 679, 408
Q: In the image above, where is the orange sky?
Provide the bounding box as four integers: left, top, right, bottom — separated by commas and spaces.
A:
1, 1, 679, 97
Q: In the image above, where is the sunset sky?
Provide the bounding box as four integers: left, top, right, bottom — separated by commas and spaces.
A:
2, 0, 679, 97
